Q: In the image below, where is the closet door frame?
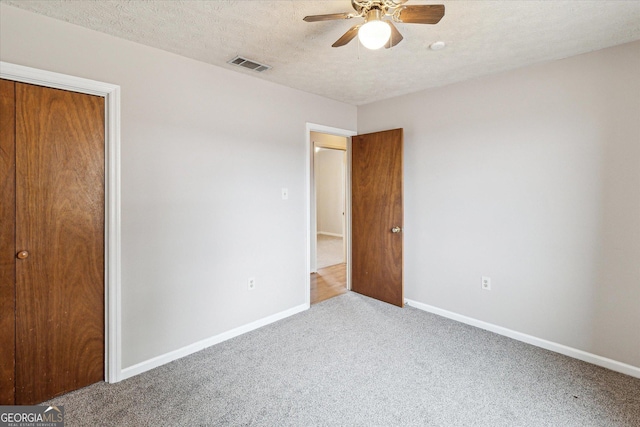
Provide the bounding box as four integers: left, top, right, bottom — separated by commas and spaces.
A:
0, 61, 122, 383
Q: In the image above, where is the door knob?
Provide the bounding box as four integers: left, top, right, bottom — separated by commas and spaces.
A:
17, 250, 29, 259
391, 226, 402, 233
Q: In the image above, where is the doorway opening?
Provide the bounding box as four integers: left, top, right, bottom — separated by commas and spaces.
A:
306, 125, 404, 308
306, 124, 356, 306
313, 139, 346, 303
315, 144, 346, 269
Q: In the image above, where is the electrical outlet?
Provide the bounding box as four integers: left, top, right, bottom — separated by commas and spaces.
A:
482, 276, 491, 291
248, 277, 256, 291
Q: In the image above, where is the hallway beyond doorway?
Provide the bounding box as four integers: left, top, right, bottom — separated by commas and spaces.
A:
317, 234, 344, 269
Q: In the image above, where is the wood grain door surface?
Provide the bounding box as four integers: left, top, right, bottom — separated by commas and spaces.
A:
1, 80, 105, 404
0, 79, 17, 405
351, 128, 404, 307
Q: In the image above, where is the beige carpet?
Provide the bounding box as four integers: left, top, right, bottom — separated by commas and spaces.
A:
317, 234, 344, 269
45, 292, 640, 426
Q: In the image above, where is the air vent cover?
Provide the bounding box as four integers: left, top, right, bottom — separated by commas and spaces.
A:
227, 56, 271, 73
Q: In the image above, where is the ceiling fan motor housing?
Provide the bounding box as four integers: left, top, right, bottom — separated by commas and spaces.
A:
365, 8, 384, 23
352, 0, 409, 17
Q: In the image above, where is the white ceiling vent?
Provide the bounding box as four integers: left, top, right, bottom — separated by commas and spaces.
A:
227, 56, 271, 73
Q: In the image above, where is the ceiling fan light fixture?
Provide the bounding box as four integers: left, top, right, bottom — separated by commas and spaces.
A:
358, 9, 391, 50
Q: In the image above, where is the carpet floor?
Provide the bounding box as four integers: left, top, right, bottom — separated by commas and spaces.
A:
47, 292, 640, 426
316, 234, 344, 269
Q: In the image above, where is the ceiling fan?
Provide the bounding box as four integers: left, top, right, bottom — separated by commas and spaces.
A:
303, 0, 445, 50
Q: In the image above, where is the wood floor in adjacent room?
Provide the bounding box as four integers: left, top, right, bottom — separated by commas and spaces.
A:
311, 263, 346, 304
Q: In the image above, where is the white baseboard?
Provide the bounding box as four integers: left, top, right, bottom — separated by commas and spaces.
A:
120, 303, 309, 380
317, 232, 343, 238
405, 298, 640, 379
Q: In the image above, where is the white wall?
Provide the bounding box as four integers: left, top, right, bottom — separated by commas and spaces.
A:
315, 149, 344, 236
358, 41, 640, 369
0, 4, 357, 369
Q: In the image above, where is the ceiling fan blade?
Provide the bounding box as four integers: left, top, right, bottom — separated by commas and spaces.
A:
385, 21, 404, 48
303, 12, 354, 22
332, 24, 361, 48
396, 5, 445, 24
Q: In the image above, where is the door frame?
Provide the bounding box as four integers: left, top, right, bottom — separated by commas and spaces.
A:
306, 123, 356, 306
0, 62, 122, 383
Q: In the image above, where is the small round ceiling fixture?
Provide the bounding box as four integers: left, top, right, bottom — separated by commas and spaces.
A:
429, 41, 446, 51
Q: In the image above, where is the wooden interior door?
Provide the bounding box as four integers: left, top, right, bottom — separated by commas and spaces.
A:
0, 79, 17, 405
351, 128, 403, 307
0, 80, 105, 404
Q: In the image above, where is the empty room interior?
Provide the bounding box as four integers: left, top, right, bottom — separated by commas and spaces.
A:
1, 1, 639, 425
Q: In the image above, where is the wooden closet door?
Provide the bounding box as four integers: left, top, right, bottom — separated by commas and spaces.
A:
0, 79, 17, 405
14, 82, 105, 404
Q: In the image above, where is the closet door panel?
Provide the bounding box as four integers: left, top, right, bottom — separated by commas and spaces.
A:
0, 79, 16, 405
14, 83, 105, 404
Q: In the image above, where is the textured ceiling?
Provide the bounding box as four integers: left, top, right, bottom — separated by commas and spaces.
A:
2, 0, 640, 105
